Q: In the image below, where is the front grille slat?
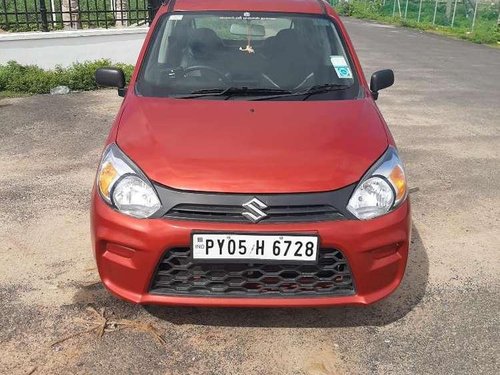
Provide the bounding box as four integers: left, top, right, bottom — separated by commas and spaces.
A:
173, 205, 243, 214
150, 248, 355, 297
267, 206, 335, 214
166, 204, 344, 223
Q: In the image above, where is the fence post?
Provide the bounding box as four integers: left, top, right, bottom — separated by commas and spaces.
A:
39, 0, 49, 31
50, 0, 56, 24
471, 0, 479, 31
451, 0, 458, 27
418, 0, 423, 23
148, 0, 154, 25
433, 0, 438, 24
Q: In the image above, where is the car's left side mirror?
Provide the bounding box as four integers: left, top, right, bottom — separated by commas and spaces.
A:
95, 67, 127, 97
370, 69, 394, 100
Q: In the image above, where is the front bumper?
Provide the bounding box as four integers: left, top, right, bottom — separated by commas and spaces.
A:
91, 190, 411, 307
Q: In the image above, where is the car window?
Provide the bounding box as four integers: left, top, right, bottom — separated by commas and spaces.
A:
137, 11, 360, 100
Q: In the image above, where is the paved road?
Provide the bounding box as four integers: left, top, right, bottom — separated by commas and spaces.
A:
1, 19, 499, 375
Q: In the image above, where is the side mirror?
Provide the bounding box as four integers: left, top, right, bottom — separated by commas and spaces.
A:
370, 69, 394, 100
95, 67, 126, 97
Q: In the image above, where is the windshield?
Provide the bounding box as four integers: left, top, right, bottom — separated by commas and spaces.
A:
136, 11, 360, 100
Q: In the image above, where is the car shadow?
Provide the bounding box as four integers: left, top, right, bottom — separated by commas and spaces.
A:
144, 224, 428, 328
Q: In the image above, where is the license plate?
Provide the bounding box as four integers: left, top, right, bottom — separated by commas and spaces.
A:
192, 233, 319, 263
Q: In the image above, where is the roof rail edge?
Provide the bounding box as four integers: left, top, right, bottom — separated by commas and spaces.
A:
315, 0, 328, 15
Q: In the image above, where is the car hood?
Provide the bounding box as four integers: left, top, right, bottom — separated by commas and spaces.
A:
116, 96, 388, 193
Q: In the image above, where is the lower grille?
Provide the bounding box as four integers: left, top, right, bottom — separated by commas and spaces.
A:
150, 248, 355, 297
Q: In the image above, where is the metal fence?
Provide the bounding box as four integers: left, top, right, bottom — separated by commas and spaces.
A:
0, 0, 162, 31
1, 0, 498, 35
330, 0, 500, 33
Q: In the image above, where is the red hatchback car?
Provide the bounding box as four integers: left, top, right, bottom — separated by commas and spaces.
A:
92, 0, 411, 307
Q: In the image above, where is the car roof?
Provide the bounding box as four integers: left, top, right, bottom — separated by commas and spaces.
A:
168, 0, 327, 15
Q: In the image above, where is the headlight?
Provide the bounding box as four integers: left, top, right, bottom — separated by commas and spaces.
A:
97, 144, 161, 218
347, 146, 407, 220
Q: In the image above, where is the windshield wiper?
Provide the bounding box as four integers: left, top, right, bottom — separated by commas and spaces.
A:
252, 83, 352, 101
175, 87, 291, 99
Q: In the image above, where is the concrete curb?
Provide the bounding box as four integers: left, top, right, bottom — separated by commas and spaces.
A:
0, 27, 149, 42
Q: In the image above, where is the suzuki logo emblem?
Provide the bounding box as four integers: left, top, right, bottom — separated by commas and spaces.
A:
242, 198, 268, 223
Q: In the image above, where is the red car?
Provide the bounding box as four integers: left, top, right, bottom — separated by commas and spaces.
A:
92, 0, 410, 307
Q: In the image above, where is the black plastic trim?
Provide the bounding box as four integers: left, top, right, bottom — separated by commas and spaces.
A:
150, 182, 357, 222
149, 247, 356, 297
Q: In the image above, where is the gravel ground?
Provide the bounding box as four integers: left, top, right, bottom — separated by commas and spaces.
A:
0, 18, 499, 375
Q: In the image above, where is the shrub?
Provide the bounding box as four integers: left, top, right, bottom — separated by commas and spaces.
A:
0, 60, 135, 95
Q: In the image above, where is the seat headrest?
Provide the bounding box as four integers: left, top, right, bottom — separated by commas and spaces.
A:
189, 28, 223, 56
274, 29, 298, 45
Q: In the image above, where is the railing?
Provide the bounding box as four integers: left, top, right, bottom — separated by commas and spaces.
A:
0, 0, 162, 31
2, 0, 498, 35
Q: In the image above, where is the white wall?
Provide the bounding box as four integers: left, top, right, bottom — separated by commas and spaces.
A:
0, 28, 148, 69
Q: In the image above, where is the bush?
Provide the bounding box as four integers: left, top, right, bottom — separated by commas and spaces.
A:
0, 60, 134, 95
467, 24, 500, 45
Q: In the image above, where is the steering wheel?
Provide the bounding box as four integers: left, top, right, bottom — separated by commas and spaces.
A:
184, 66, 229, 84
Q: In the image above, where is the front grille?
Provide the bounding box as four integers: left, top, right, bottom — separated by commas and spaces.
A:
150, 248, 355, 297
165, 204, 345, 223
151, 182, 356, 222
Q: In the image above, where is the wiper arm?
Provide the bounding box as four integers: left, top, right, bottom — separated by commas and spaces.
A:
252, 83, 352, 101
175, 87, 291, 99
173, 88, 227, 99
301, 83, 351, 94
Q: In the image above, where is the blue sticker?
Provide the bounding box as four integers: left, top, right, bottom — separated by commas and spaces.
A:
330, 56, 353, 79
334, 66, 352, 79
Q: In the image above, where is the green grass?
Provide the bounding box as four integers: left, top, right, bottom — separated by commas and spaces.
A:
0, 60, 134, 96
0, 90, 31, 99
331, 0, 499, 45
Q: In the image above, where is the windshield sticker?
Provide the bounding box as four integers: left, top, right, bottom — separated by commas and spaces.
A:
335, 66, 352, 79
170, 15, 183, 20
330, 56, 347, 67
330, 55, 352, 79
219, 16, 275, 21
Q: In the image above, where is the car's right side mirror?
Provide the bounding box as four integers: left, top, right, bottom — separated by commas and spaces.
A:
370, 69, 394, 100
95, 67, 127, 97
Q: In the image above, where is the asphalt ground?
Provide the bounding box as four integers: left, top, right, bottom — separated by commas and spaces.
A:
0, 18, 499, 375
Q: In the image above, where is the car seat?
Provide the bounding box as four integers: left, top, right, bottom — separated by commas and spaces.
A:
265, 29, 315, 89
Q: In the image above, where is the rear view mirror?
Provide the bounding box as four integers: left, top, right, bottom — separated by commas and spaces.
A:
230, 23, 265, 37
95, 67, 126, 97
370, 69, 394, 100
